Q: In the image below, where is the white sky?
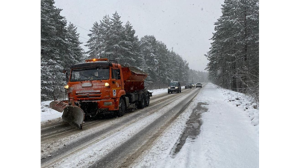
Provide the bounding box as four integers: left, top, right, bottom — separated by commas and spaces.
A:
55, 0, 224, 71
40, 83, 260, 168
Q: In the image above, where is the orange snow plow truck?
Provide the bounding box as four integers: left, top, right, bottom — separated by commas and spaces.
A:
50, 58, 152, 129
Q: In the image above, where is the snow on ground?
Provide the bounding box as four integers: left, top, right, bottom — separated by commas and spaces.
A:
40, 100, 62, 125
51, 89, 195, 168
133, 83, 259, 168
41, 83, 259, 168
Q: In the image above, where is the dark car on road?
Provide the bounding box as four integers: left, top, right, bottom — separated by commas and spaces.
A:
185, 83, 193, 89
196, 82, 202, 88
168, 81, 181, 93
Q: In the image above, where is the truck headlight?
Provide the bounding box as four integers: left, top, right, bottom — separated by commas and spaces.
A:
64, 85, 69, 89
105, 82, 110, 87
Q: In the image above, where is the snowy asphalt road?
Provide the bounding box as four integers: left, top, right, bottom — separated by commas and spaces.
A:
41, 87, 201, 168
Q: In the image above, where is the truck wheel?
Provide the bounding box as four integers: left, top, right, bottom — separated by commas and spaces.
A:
117, 98, 125, 117
145, 95, 150, 107
138, 94, 145, 109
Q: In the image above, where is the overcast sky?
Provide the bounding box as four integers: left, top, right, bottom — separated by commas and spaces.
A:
54, 0, 224, 72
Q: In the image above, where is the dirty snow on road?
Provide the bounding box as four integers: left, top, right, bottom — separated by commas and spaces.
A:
41, 83, 259, 168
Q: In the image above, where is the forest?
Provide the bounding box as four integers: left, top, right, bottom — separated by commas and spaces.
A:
41, 0, 207, 101
41, 0, 259, 101
205, 0, 259, 101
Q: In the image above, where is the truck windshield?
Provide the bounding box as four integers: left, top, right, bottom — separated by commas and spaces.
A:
70, 68, 109, 81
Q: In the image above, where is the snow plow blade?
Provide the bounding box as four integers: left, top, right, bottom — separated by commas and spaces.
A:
49, 100, 68, 112
62, 106, 85, 129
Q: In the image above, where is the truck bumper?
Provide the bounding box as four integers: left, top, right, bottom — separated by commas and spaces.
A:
98, 99, 117, 111
77, 99, 117, 111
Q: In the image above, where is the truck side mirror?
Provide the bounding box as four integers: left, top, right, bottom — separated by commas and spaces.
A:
65, 71, 69, 83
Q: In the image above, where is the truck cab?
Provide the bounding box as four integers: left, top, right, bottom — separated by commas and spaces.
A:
65, 58, 123, 117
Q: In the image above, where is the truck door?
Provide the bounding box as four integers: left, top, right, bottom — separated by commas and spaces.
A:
111, 68, 122, 98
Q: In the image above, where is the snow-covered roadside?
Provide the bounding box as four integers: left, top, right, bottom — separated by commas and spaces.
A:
133, 83, 259, 168
219, 86, 259, 133
41, 101, 63, 125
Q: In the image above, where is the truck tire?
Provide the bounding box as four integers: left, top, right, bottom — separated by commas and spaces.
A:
138, 94, 145, 109
145, 95, 150, 107
117, 98, 125, 117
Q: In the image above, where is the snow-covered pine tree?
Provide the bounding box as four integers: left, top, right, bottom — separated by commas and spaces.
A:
139, 35, 158, 87
41, 1, 85, 101
206, 0, 259, 101
106, 12, 124, 61
98, 15, 112, 58
238, 0, 259, 99
41, 0, 68, 101
119, 21, 141, 67
155, 41, 169, 88
85, 21, 102, 59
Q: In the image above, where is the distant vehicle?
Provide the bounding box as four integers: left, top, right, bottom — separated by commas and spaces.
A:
168, 81, 181, 93
185, 83, 193, 89
196, 82, 202, 88
192, 83, 196, 87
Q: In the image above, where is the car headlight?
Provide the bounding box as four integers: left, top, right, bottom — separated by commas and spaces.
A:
168, 87, 170, 89
175, 87, 178, 89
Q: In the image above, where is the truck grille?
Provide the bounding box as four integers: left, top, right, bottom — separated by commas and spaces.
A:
75, 90, 101, 99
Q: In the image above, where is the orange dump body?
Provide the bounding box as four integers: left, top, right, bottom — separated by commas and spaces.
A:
121, 67, 148, 93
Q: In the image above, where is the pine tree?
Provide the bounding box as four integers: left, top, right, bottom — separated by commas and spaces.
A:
100, 15, 112, 58
41, 0, 85, 101
206, 0, 259, 101
106, 12, 124, 61
139, 35, 158, 86
41, 0, 67, 101
65, 22, 84, 67
119, 22, 141, 67
86, 21, 102, 59
156, 41, 169, 87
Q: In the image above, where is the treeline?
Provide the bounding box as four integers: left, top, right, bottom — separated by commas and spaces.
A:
205, 0, 259, 101
85, 12, 192, 89
41, 0, 84, 100
41, 0, 206, 100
